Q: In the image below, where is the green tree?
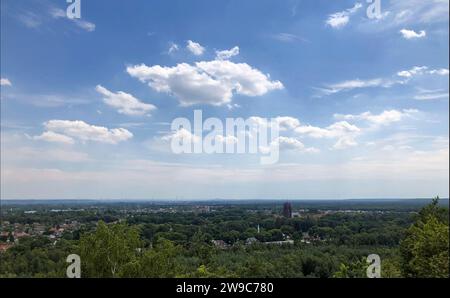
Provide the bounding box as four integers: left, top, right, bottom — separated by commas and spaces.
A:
79, 221, 142, 277
138, 239, 183, 277
400, 197, 449, 278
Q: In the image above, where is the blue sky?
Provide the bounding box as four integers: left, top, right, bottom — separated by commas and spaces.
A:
1, 0, 449, 199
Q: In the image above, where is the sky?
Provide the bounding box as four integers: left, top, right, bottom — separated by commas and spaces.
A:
1, 0, 449, 200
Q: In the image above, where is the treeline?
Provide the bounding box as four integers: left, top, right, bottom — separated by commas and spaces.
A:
0, 199, 448, 278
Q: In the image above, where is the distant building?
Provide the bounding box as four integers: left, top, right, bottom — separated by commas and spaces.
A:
211, 240, 228, 249
0, 243, 13, 253
282, 202, 292, 218
264, 240, 294, 245
245, 237, 259, 245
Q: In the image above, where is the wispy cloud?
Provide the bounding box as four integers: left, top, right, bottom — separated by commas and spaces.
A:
270, 33, 309, 43
215, 46, 239, 60
50, 8, 95, 32
334, 109, 419, 127
96, 85, 157, 116
16, 11, 42, 28
318, 66, 449, 95
168, 42, 179, 54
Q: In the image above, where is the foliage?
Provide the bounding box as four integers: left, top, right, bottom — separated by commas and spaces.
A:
400, 198, 449, 278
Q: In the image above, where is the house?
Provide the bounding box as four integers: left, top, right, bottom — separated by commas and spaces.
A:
263, 240, 294, 245
211, 240, 228, 249
13, 232, 29, 239
0, 243, 13, 253
245, 237, 259, 245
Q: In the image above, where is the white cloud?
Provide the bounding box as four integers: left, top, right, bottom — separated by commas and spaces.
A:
38, 120, 133, 144
96, 85, 156, 116
127, 60, 283, 106
320, 66, 448, 95
295, 121, 360, 150
332, 135, 358, 150
320, 78, 389, 94
226, 103, 241, 110
326, 3, 362, 29
186, 40, 205, 56
270, 33, 308, 43
168, 42, 179, 54
334, 109, 419, 126
3, 145, 447, 199
273, 136, 319, 153
74, 19, 96, 32
32, 131, 75, 145
397, 66, 428, 77
414, 92, 449, 100
392, 1, 449, 25
50, 8, 95, 32
215, 46, 239, 60
274, 116, 300, 131
399, 28, 426, 39
215, 135, 239, 145
397, 66, 449, 77
428, 68, 449, 76
357, 1, 448, 33
196, 60, 283, 97
1, 78, 12, 86
17, 11, 42, 28
162, 128, 200, 143
295, 121, 360, 139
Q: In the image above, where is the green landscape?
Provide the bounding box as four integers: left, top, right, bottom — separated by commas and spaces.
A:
0, 198, 448, 278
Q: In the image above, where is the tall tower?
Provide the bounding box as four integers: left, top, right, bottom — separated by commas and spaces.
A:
282, 202, 292, 218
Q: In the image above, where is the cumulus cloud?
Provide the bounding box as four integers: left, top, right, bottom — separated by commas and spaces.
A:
35, 120, 133, 144
399, 29, 426, 39
326, 3, 362, 29
32, 131, 75, 145
162, 128, 200, 143
429, 68, 450, 76
295, 121, 360, 150
296, 121, 360, 138
186, 40, 205, 56
274, 117, 301, 131
397, 66, 428, 77
127, 60, 283, 106
96, 85, 156, 116
333, 135, 358, 150
1, 78, 12, 86
273, 136, 319, 153
215, 46, 239, 60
